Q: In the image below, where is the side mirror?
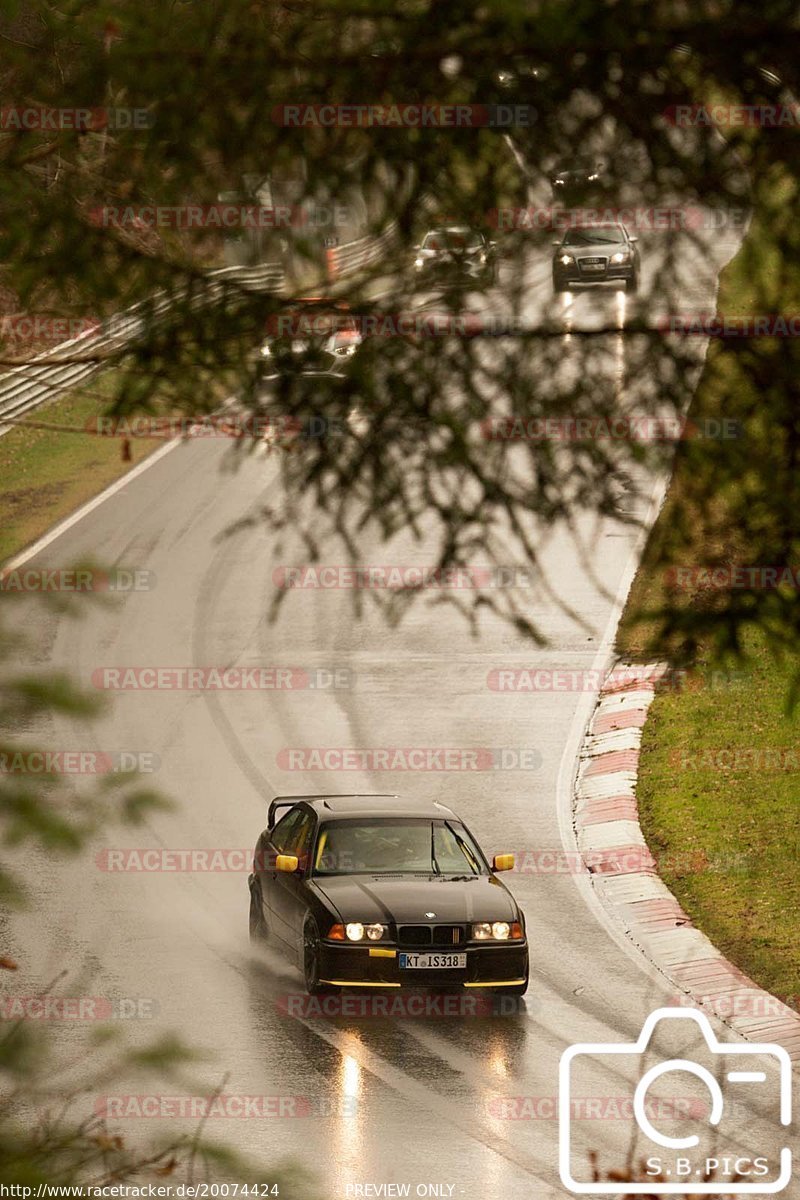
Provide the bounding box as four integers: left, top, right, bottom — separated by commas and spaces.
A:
629, 235, 638, 243
551, 239, 562, 246
276, 853, 299, 873
492, 853, 515, 872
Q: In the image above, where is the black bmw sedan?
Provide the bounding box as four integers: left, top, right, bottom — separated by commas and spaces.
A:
248, 795, 529, 996
413, 226, 498, 286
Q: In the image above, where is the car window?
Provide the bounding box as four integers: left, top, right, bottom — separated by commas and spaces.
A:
563, 227, 625, 246
423, 230, 482, 251
312, 819, 487, 876
288, 812, 315, 855
271, 808, 304, 852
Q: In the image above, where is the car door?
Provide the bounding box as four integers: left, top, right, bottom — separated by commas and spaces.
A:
267, 807, 317, 959
258, 807, 304, 948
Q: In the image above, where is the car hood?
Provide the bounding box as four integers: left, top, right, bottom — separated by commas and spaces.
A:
557, 240, 625, 256
552, 166, 597, 181
421, 245, 482, 260
310, 874, 519, 924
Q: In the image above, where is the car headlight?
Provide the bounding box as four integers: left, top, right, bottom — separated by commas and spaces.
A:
345, 922, 386, 941
610, 251, 630, 263
587, 173, 599, 181
472, 921, 524, 941
414, 256, 425, 269
332, 344, 357, 356
553, 178, 565, 185
559, 254, 574, 266
259, 344, 272, 357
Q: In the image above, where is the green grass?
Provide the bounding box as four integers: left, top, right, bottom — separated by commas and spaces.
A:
0, 376, 163, 564
636, 637, 800, 1000
617, 169, 800, 1002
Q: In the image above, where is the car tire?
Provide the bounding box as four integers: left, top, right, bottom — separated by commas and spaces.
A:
627, 271, 639, 294
303, 919, 332, 995
553, 276, 566, 293
248, 878, 269, 943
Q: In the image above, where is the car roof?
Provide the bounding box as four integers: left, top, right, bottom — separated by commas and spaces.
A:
564, 222, 626, 233
425, 226, 479, 236
272, 793, 460, 821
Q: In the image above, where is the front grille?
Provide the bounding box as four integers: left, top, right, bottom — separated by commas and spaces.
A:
397, 924, 466, 946
434, 925, 465, 945
398, 925, 432, 946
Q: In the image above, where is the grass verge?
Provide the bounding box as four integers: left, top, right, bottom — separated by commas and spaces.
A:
616, 168, 800, 1004
0, 375, 168, 564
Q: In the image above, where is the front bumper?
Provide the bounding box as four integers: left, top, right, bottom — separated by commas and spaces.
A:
553, 262, 635, 288
317, 939, 528, 990
415, 260, 491, 283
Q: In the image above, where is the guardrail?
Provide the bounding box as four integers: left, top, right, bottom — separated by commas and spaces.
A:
0, 216, 403, 438
326, 222, 399, 280
0, 261, 286, 438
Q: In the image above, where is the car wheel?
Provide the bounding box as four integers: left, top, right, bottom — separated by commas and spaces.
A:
248, 878, 269, 943
553, 276, 566, 293
627, 271, 639, 294
303, 919, 332, 995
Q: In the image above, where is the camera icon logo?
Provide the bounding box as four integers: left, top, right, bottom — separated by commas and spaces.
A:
559, 1007, 792, 1194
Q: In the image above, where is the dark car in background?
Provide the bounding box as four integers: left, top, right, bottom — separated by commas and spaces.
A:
413, 226, 498, 287
248, 794, 529, 996
549, 155, 609, 203
552, 222, 640, 292
259, 298, 362, 382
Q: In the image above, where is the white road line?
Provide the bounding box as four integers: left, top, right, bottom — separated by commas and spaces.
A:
554, 470, 672, 984
1, 438, 182, 572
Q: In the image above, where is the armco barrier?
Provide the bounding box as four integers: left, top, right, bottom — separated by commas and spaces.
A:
0, 263, 284, 437
0, 219, 400, 437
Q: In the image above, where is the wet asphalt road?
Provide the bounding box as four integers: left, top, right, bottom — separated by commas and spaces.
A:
7, 219, 794, 1199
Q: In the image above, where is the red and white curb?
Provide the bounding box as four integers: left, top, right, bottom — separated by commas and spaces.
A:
574, 661, 800, 1064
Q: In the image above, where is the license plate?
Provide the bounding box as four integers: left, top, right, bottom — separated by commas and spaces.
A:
581, 262, 605, 271
399, 953, 467, 969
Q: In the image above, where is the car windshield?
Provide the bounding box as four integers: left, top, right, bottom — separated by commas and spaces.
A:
554, 156, 595, 174
278, 311, 355, 337
422, 230, 483, 251
312, 818, 487, 876
563, 226, 625, 246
